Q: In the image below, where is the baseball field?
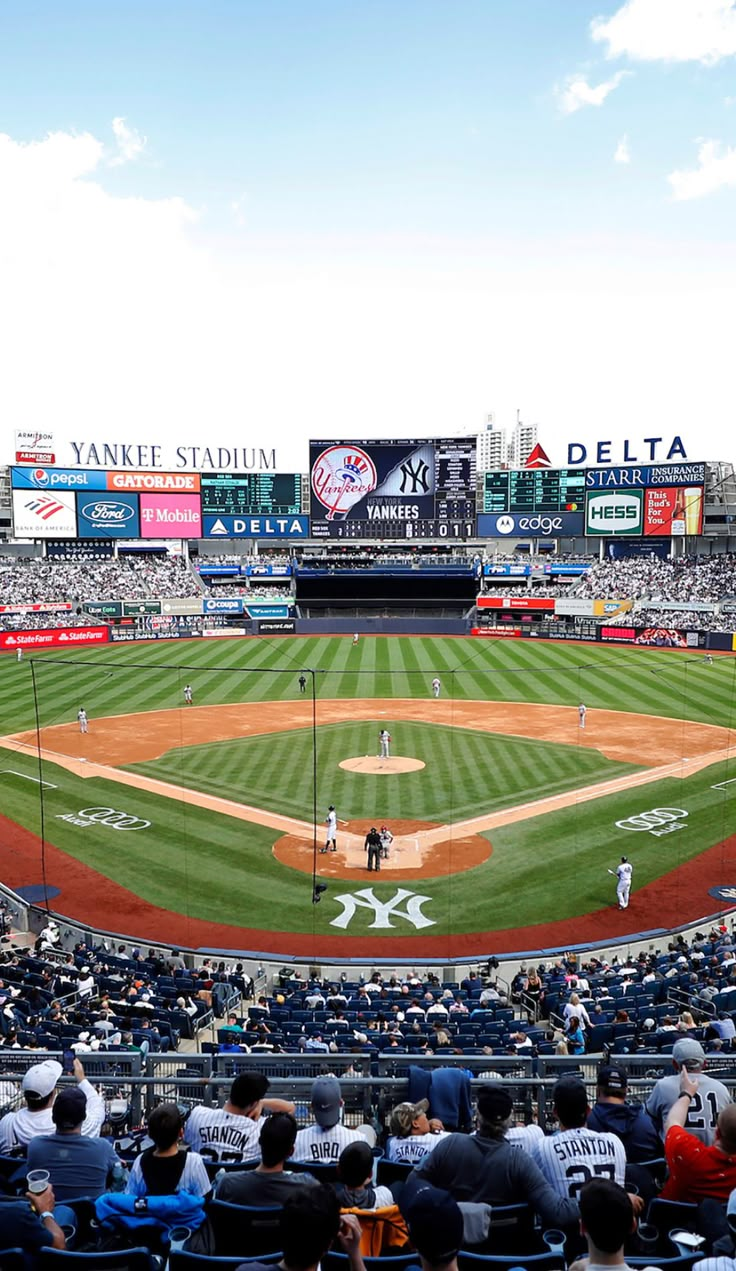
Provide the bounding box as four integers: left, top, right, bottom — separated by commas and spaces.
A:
1, 633, 736, 959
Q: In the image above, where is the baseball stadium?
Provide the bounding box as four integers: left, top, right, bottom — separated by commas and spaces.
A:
3, 443, 736, 1265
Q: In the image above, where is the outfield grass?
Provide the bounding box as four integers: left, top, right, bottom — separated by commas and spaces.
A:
124, 720, 642, 823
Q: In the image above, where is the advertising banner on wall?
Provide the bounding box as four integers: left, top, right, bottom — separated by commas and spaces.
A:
245, 605, 289, 619
0, 602, 71, 615
203, 597, 244, 614
161, 598, 203, 615
555, 599, 594, 616
12, 490, 77, 538
14, 430, 55, 465
76, 493, 140, 538
477, 596, 556, 611
122, 601, 162, 616
644, 486, 704, 536
256, 618, 296, 634
477, 512, 584, 538
83, 601, 123, 617
202, 514, 309, 538
107, 471, 201, 492
0, 626, 109, 651
470, 626, 522, 637
585, 490, 644, 536
139, 493, 202, 538
599, 625, 702, 648
586, 463, 706, 489
12, 466, 107, 490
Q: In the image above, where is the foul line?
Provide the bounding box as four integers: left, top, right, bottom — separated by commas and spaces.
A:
0, 769, 58, 790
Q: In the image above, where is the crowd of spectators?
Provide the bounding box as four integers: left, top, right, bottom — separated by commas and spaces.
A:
0, 555, 202, 605
575, 554, 736, 604
479, 584, 576, 598
630, 609, 736, 632
195, 553, 292, 568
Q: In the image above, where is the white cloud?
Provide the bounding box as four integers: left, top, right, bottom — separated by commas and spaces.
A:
557, 70, 631, 114
668, 138, 736, 199
592, 0, 736, 65
614, 133, 631, 162
110, 116, 146, 166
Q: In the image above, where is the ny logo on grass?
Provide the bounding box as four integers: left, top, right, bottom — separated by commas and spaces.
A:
330, 888, 435, 930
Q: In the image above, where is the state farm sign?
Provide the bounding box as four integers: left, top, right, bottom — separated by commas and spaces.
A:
0, 626, 109, 651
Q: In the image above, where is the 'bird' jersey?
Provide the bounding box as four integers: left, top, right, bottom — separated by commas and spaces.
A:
293, 1122, 368, 1163
184, 1106, 263, 1162
533, 1127, 626, 1200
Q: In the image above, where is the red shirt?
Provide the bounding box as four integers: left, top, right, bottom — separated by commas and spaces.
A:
662, 1125, 736, 1202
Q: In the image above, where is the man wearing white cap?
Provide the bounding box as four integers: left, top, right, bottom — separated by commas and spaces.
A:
0, 1058, 104, 1152
293, 1076, 374, 1163
646, 1038, 730, 1146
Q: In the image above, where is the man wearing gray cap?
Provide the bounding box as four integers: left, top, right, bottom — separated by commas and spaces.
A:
646, 1037, 731, 1146
293, 1076, 375, 1163
0, 1058, 104, 1153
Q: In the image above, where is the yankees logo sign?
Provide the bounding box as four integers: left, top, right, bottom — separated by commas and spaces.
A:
56, 806, 151, 831
330, 888, 435, 930
616, 807, 688, 836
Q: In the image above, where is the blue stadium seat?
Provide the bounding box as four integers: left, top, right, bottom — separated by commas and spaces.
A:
170, 1254, 283, 1269
0, 1252, 24, 1270
458, 1253, 564, 1270
36, 1250, 159, 1269
209, 1200, 283, 1257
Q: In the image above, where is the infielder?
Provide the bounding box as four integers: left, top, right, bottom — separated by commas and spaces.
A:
578, 702, 587, 729
379, 729, 391, 759
78, 708, 89, 734
608, 856, 633, 909
431, 677, 441, 698
705, 654, 714, 666
183, 684, 193, 705
321, 805, 338, 853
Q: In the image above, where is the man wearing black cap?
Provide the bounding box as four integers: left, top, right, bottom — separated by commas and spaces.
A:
401, 1183, 464, 1271
414, 1084, 579, 1229
25, 1086, 122, 1202
587, 1064, 660, 1164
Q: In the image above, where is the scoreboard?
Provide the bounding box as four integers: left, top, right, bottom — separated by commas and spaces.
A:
483, 468, 586, 515
201, 473, 302, 517
309, 438, 477, 539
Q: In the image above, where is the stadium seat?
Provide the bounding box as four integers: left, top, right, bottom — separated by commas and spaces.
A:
324, 1254, 420, 1271
170, 1254, 283, 1269
457, 1253, 564, 1270
209, 1200, 283, 1256
0, 1252, 24, 1271
376, 1160, 414, 1189
35, 1250, 159, 1269
647, 1198, 699, 1240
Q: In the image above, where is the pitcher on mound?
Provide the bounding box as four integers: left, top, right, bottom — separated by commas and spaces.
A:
379, 729, 391, 759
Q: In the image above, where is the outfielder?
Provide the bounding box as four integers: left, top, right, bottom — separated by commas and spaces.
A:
352, 633, 359, 646
78, 708, 89, 734
578, 702, 587, 729
431, 677, 441, 698
183, 684, 193, 705
16, 648, 23, 663
608, 856, 633, 909
321, 805, 338, 853
379, 728, 391, 759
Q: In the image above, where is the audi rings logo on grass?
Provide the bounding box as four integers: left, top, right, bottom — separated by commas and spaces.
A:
56, 806, 151, 831
616, 807, 688, 837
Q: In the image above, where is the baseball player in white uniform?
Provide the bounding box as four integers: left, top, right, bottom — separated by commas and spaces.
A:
533, 1078, 626, 1200
77, 709, 89, 734
293, 1076, 372, 1163
321, 805, 338, 853
352, 633, 359, 646
16, 648, 23, 663
608, 856, 633, 909
183, 684, 193, 705
379, 729, 391, 759
432, 678, 441, 698
578, 703, 587, 729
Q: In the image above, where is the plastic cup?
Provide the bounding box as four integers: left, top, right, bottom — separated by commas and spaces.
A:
27, 1170, 50, 1195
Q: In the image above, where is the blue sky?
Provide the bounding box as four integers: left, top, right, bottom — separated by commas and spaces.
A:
0, 0, 735, 467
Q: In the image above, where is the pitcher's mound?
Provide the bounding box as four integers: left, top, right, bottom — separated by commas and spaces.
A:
339, 755, 425, 775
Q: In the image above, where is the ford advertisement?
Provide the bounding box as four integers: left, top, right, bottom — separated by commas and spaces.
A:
76, 493, 140, 537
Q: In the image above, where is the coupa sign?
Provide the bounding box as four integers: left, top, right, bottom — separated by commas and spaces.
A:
585, 490, 643, 536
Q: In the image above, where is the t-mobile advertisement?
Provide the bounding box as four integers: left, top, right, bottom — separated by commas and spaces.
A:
139, 493, 202, 538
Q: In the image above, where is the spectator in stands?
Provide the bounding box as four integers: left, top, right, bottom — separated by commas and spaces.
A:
293, 1077, 375, 1163
334, 1140, 394, 1210
586, 1065, 660, 1164
413, 1084, 579, 1229
568, 1178, 637, 1271
0, 1058, 104, 1152
127, 1102, 210, 1199
533, 1079, 629, 1203
0, 1187, 68, 1255
564, 1016, 586, 1055
660, 1067, 736, 1202
646, 1038, 730, 1145
401, 1183, 464, 1271
234, 1185, 366, 1271
216, 1112, 319, 1204
184, 1072, 295, 1163
26, 1086, 122, 1201
385, 1100, 448, 1164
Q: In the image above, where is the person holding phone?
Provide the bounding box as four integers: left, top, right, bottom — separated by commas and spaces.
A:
26, 1087, 124, 1201
0, 1058, 105, 1152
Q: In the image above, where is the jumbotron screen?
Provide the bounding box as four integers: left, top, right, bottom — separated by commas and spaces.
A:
483, 468, 586, 514
309, 438, 477, 539
200, 473, 302, 516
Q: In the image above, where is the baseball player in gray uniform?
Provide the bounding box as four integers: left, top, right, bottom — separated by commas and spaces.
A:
533, 1078, 626, 1200
293, 1076, 373, 1163
379, 729, 391, 759
645, 1038, 730, 1146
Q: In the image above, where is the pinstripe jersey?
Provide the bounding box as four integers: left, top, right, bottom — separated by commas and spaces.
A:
293, 1122, 369, 1163
184, 1106, 262, 1162
533, 1126, 626, 1199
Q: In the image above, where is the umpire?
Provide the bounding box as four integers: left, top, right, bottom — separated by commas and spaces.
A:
365, 827, 382, 872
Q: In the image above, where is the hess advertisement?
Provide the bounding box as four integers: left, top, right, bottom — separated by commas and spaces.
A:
309, 438, 476, 539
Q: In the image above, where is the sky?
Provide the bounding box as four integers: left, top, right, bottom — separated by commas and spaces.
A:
1, 0, 736, 470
